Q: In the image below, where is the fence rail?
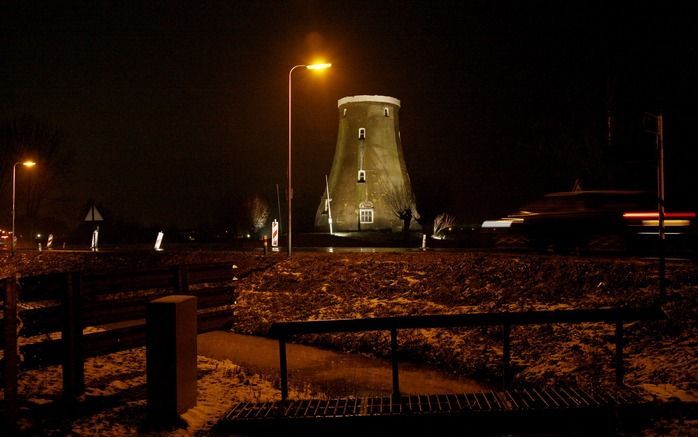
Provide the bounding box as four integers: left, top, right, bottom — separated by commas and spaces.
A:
270, 307, 667, 401
1, 262, 238, 415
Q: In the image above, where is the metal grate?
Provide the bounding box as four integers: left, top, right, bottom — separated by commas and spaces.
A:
223, 397, 365, 421
221, 386, 641, 426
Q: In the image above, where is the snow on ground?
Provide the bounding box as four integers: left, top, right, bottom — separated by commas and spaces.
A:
233, 252, 697, 410
7, 347, 308, 436
2, 249, 696, 435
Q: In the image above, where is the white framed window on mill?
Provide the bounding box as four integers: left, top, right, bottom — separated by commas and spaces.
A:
359, 208, 374, 224
357, 170, 366, 183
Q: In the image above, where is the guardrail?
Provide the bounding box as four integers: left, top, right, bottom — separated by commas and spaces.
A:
1, 263, 237, 407
269, 307, 667, 401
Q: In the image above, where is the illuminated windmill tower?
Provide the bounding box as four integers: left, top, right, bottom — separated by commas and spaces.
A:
315, 95, 418, 232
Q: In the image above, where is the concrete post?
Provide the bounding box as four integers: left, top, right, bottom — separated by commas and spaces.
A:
146, 295, 198, 424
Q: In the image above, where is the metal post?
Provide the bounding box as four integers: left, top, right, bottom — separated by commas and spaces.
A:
503, 323, 511, 389
615, 320, 624, 385
11, 163, 18, 255
10, 161, 35, 255
279, 336, 288, 401
276, 183, 282, 238
325, 174, 333, 235
288, 66, 305, 257
3, 276, 19, 432
390, 328, 400, 401
287, 63, 330, 255
657, 113, 666, 301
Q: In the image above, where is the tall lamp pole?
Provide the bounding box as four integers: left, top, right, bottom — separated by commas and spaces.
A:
11, 160, 36, 255
644, 112, 666, 301
656, 113, 666, 300
287, 62, 331, 256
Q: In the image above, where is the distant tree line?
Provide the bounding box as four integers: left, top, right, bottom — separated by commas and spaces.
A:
0, 115, 74, 238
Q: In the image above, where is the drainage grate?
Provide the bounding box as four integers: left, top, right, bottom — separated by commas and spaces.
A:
221, 386, 641, 426
223, 397, 365, 421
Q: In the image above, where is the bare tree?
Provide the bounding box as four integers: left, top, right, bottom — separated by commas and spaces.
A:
432, 213, 455, 239
0, 115, 74, 234
385, 184, 417, 234
246, 194, 270, 234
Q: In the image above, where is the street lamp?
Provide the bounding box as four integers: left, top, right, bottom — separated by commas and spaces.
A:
288, 62, 331, 256
11, 160, 36, 255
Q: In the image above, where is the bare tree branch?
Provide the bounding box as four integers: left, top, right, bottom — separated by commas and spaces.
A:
433, 213, 456, 238
385, 183, 417, 233
246, 194, 270, 233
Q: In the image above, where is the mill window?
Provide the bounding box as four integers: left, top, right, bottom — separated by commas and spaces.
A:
358, 128, 366, 140
384, 107, 389, 117
359, 208, 374, 224
357, 170, 366, 183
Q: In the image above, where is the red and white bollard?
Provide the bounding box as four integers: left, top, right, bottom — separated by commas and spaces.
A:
271, 220, 279, 252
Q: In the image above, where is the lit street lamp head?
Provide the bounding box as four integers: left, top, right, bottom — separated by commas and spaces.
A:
22, 160, 36, 167
306, 63, 332, 70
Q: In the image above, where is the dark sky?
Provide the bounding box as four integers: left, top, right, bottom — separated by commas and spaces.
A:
2, 2, 697, 231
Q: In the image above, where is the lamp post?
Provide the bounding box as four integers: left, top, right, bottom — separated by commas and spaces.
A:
643, 112, 666, 301
288, 62, 331, 256
11, 160, 36, 255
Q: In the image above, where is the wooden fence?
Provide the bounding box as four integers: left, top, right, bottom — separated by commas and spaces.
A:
1, 262, 238, 428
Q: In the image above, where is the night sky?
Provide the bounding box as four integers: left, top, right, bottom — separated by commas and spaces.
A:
2, 2, 697, 232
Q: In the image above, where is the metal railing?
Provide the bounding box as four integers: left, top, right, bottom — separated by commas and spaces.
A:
269, 307, 667, 401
